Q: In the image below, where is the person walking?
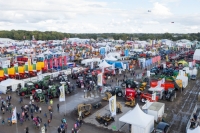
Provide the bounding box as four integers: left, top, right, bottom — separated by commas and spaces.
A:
50, 112, 53, 120
47, 119, 51, 127
25, 126, 29, 133
39, 107, 42, 113
50, 99, 53, 105
57, 103, 60, 112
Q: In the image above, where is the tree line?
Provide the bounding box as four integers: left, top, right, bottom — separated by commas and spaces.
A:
0, 30, 200, 41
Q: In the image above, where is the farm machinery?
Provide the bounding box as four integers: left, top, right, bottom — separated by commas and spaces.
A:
16, 82, 36, 97
121, 78, 138, 88
125, 96, 135, 107
33, 89, 45, 102
102, 92, 112, 101
116, 102, 122, 113
140, 93, 159, 103
95, 113, 114, 126
47, 85, 60, 99
34, 76, 51, 90
77, 104, 92, 118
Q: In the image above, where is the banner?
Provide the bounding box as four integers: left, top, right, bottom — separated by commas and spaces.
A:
59, 57, 62, 67
28, 58, 31, 66
12, 107, 17, 123
109, 95, 116, 116
59, 85, 65, 102
91, 61, 94, 69
54, 58, 58, 67
18, 66, 25, 73
8, 67, 15, 75
32, 63, 36, 71
0, 70, 4, 77
49, 59, 53, 69
44, 60, 48, 70
63, 56, 67, 66
14, 64, 18, 73
97, 73, 103, 86
28, 65, 33, 71
24, 62, 28, 72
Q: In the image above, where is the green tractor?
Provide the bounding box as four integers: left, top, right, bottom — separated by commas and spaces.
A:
47, 85, 60, 99
34, 79, 50, 90
33, 89, 45, 102
17, 82, 36, 97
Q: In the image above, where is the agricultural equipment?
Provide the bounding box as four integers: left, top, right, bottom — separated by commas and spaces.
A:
76, 76, 85, 88
106, 86, 124, 97
17, 82, 36, 97
125, 88, 137, 101
34, 76, 51, 90
116, 102, 122, 113
95, 113, 114, 126
77, 104, 91, 118
150, 67, 160, 75
125, 96, 135, 107
138, 82, 147, 91
140, 93, 159, 103
93, 102, 102, 109
121, 78, 138, 88
148, 87, 177, 101
47, 85, 60, 99
102, 92, 112, 101
64, 84, 74, 94
33, 89, 45, 102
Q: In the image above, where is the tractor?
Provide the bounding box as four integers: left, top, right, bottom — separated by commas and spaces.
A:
95, 113, 114, 126
17, 82, 36, 97
116, 102, 122, 113
33, 89, 45, 102
121, 78, 138, 88
102, 92, 112, 101
47, 85, 60, 99
77, 104, 92, 118
34, 79, 51, 90
64, 84, 74, 94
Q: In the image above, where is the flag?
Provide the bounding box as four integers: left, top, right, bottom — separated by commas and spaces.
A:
97, 73, 103, 86
109, 95, 116, 116
161, 78, 165, 84
12, 107, 17, 123
54, 58, 58, 67
59, 57, 62, 67
49, 59, 53, 69
59, 85, 65, 102
91, 61, 94, 69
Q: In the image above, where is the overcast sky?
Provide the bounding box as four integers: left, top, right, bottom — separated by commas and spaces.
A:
0, 0, 200, 33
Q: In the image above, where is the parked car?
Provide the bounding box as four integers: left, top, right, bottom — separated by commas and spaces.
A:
154, 122, 169, 133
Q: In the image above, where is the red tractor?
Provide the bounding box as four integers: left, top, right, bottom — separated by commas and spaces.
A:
124, 88, 137, 101
140, 93, 159, 103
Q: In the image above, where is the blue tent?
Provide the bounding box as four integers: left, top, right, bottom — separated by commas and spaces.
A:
100, 48, 106, 55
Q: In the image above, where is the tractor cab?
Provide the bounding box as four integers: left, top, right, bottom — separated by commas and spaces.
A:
17, 82, 36, 96
33, 89, 45, 102
106, 86, 124, 97
121, 78, 138, 88
165, 88, 176, 101
47, 85, 60, 99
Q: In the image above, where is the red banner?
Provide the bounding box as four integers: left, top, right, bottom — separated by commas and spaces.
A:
49, 59, 53, 69
59, 57, 62, 67
63, 56, 67, 65
54, 58, 58, 67
44, 60, 48, 70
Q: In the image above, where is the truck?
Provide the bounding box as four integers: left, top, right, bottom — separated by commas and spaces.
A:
148, 87, 177, 102
150, 79, 182, 91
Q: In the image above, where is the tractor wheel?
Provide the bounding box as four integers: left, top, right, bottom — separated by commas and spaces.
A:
117, 92, 122, 97
141, 98, 146, 103
104, 122, 108, 126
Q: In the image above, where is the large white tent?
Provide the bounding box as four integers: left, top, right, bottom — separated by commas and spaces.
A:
0, 79, 24, 94
98, 60, 112, 68
187, 126, 200, 133
119, 104, 154, 133
193, 49, 200, 61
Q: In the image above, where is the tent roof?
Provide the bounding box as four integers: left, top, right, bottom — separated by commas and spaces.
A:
187, 126, 200, 133
98, 60, 112, 68
148, 102, 164, 111
119, 104, 154, 128
104, 56, 117, 61
0, 79, 23, 87
193, 49, 200, 61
